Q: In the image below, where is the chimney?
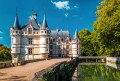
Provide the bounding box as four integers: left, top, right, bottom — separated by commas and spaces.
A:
61, 28, 62, 31
57, 28, 58, 32
32, 13, 37, 20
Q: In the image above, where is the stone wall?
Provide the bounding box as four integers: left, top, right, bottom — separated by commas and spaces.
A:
0, 62, 14, 69
32, 58, 79, 81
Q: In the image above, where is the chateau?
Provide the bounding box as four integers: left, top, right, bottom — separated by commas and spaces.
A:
10, 10, 81, 63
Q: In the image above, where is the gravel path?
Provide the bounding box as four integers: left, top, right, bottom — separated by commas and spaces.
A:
0, 58, 70, 81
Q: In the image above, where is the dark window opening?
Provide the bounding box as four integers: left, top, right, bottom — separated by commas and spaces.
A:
28, 38, 32, 44
29, 28, 32, 34
28, 48, 32, 54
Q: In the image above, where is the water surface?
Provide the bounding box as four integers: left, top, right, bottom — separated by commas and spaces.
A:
72, 63, 120, 81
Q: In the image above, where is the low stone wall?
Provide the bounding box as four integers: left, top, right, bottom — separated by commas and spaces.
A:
32, 58, 79, 81
0, 59, 47, 69
106, 57, 120, 63
0, 62, 14, 69
17, 59, 46, 66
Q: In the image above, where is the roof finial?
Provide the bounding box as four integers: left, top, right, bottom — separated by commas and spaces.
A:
67, 25, 68, 31
16, 8, 17, 16
32, 8, 33, 14
44, 8, 46, 17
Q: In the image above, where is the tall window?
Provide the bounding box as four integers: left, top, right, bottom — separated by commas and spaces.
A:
53, 39, 55, 42
50, 45, 53, 49
28, 38, 32, 44
66, 39, 69, 44
50, 40, 52, 44
66, 45, 69, 49
28, 48, 32, 54
12, 38, 14, 44
46, 38, 49, 44
29, 28, 32, 34
50, 51, 52, 55
58, 39, 61, 44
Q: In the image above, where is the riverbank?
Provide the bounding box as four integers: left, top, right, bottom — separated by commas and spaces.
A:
0, 58, 70, 81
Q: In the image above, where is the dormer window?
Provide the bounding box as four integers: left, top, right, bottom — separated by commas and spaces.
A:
58, 39, 61, 44
66, 39, 69, 44
29, 28, 32, 34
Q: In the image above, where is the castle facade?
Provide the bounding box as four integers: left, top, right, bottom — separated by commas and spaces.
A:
10, 10, 81, 63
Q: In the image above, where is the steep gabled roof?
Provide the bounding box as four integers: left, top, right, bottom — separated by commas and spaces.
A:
13, 9, 21, 30
50, 29, 72, 41
21, 16, 40, 30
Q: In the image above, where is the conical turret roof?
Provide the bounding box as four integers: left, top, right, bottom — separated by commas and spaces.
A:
74, 29, 78, 39
13, 9, 21, 30
42, 9, 48, 29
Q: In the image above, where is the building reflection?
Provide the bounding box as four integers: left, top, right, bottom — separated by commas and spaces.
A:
72, 64, 81, 81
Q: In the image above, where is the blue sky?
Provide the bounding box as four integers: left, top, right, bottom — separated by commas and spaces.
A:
0, 0, 102, 47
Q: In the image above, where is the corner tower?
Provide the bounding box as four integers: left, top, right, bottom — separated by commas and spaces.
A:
10, 9, 21, 64
39, 10, 50, 59
72, 29, 81, 58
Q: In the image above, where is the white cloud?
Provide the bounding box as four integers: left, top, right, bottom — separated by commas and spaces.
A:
0, 37, 3, 39
51, 1, 70, 10
65, 13, 68, 17
74, 5, 78, 8
0, 31, 3, 34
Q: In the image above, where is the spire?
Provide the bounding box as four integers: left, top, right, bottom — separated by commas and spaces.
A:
42, 9, 48, 29
74, 29, 78, 39
13, 8, 21, 30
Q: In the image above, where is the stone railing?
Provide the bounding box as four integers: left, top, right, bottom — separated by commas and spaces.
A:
0, 59, 47, 69
0, 62, 14, 69
32, 58, 79, 81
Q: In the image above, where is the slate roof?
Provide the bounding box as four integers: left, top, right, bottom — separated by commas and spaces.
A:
50, 30, 72, 41
21, 16, 40, 31
42, 13, 48, 29
74, 29, 78, 39
13, 13, 21, 30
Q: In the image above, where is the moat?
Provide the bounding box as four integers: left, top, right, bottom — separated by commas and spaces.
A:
72, 62, 120, 81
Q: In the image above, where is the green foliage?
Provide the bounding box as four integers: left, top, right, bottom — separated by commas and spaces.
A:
93, 0, 120, 56
0, 44, 11, 61
42, 70, 54, 81
78, 0, 120, 57
78, 29, 97, 56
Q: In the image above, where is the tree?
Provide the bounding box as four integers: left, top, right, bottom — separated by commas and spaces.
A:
93, 0, 120, 56
78, 29, 97, 56
0, 45, 11, 61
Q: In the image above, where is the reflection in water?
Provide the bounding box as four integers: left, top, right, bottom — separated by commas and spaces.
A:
72, 63, 120, 81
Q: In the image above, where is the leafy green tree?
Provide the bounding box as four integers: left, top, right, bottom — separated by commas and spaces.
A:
78, 29, 97, 56
0, 45, 11, 61
93, 0, 120, 56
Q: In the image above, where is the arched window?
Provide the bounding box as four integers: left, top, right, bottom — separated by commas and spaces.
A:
29, 28, 32, 34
